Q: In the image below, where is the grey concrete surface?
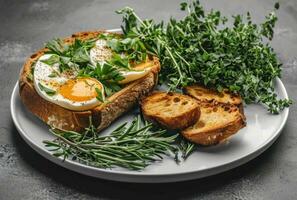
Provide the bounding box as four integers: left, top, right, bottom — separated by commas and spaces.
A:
0, 0, 297, 199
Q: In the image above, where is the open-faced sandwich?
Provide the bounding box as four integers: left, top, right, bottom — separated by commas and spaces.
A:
19, 31, 160, 132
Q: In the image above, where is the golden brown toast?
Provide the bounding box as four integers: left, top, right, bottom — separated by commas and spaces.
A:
184, 85, 242, 105
19, 30, 160, 132
184, 84, 245, 119
181, 102, 246, 145
141, 92, 201, 130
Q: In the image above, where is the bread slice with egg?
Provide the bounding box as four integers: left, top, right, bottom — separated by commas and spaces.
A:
19, 30, 160, 132
140, 92, 201, 130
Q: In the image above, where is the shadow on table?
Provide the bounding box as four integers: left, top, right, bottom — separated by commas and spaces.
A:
10, 120, 286, 199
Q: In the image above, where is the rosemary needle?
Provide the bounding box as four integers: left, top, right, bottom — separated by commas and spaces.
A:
43, 116, 178, 170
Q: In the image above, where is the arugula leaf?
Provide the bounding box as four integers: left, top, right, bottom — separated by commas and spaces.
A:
40, 54, 60, 66
38, 83, 56, 96
78, 63, 124, 95
106, 36, 148, 64
48, 72, 57, 78
109, 54, 130, 69
45, 39, 68, 55
70, 39, 92, 63
94, 63, 125, 82
104, 82, 122, 96
27, 73, 33, 82
95, 87, 105, 102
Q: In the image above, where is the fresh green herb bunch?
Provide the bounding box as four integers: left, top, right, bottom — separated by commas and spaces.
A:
43, 115, 178, 170
117, 1, 292, 113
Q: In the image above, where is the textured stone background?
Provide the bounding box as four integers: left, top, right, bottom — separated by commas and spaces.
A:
1, 0, 297, 199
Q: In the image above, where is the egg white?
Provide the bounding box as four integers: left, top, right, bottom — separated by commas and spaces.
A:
34, 54, 103, 111
90, 39, 112, 66
119, 67, 152, 84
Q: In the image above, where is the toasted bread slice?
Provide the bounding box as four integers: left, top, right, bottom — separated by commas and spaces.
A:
182, 103, 246, 145
184, 85, 242, 105
141, 92, 201, 130
184, 84, 245, 119
19, 30, 160, 132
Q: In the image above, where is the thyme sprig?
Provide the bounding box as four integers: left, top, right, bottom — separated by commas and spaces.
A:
43, 115, 178, 170
117, 1, 292, 113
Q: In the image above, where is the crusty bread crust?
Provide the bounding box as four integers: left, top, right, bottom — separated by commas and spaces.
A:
184, 85, 243, 105
19, 30, 160, 132
182, 85, 246, 145
182, 116, 245, 146
181, 103, 246, 146
141, 92, 201, 130
184, 84, 246, 121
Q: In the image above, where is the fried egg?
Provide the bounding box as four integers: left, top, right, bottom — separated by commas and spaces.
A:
89, 38, 153, 84
89, 39, 113, 66
34, 54, 104, 111
34, 37, 153, 111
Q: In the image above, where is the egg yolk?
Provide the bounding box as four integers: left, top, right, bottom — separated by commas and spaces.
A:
59, 78, 103, 102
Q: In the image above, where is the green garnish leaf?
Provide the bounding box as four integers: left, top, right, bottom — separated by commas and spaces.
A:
109, 53, 130, 69
26, 73, 33, 82
45, 39, 68, 55
274, 2, 280, 10
71, 39, 92, 63
180, 2, 187, 11
78, 63, 124, 95
95, 87, 105, 102
106, 37, 147, 64
48, 73, 57, 78
178, 136, 196, 160
38, 83, 56, 96
40, 54, 60, 66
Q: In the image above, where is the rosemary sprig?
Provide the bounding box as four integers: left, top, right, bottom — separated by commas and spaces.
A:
178, 137, 196, 160
43, 115, 178, 170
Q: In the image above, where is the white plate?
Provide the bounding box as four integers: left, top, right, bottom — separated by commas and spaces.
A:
10, 78, 289, 183
10, 29, 289, 182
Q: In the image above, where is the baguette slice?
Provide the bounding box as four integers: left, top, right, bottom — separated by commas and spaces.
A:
19, 30, 160, 132
184, 84, 245, 118
184, 85, 242, 105
141, 92, 201, 130
181, 102, 246, 145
